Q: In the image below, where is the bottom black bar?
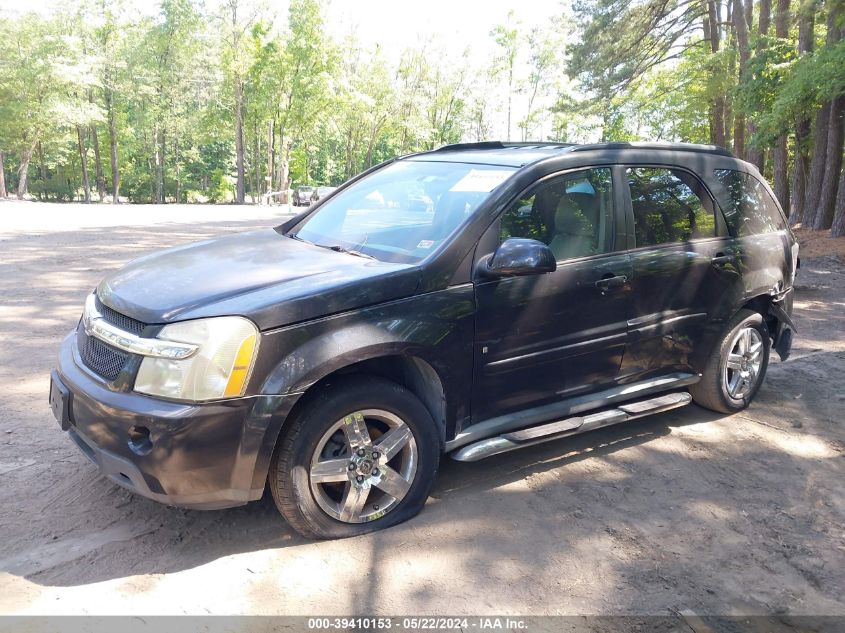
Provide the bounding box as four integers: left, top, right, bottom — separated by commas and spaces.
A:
0, 616, 842, 633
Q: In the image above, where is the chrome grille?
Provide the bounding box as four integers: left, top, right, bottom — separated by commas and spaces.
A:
95, 296, 145, 335
78, 329, 130, 381
77, 296, 148, 381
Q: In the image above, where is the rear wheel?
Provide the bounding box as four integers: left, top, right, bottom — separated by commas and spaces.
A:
690, 309, 770, 413
269, 375, 440, 539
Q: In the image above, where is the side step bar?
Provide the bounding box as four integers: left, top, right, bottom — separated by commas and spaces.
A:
450, 391, 692, 462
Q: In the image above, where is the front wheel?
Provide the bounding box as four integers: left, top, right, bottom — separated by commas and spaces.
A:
268, 375, 440, 539
690, 309, 771, 414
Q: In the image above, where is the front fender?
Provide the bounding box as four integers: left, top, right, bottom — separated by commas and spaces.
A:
251, 285, 476, 438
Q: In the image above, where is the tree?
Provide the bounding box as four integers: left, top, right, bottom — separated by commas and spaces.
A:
219, 0, 260, 204
832, 164, 845, 236
732, 0, 751, 159
745, 0, 771, 169
789, 0, 817, 223
3, 0, 841, 224
0, 150, 7, 198
772, 0, 791, 212
490, 11, 520, 141
811, 0, 844, 230
518, 26, 564, 141
0, 15, 55, 198
705, 0, 727, 147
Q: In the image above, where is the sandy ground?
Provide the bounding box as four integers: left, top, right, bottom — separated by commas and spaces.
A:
0, 200, 843, 619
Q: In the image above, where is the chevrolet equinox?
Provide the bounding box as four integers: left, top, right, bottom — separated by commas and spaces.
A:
50, 141, 798, 539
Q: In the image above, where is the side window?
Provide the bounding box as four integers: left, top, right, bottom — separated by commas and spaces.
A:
500, 168, 614, 261
627, 167, 716, 247
714, 169, 787, 236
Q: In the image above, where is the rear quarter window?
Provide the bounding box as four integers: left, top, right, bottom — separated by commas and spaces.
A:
714, 169, 787, 236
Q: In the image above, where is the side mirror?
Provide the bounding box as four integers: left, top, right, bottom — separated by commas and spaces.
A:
483, 238, 557, 277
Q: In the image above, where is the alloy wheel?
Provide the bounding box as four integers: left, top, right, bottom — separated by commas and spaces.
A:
309, 409, 418, 523
724, 326, 764, 399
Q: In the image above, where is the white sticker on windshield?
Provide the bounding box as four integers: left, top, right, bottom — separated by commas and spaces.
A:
449, 169, 513, 193
417, 240, 434, 249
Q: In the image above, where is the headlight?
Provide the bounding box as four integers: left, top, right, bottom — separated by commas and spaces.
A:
134, 316, 259, 401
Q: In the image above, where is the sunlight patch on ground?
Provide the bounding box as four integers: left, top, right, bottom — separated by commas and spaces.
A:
0, 201, 295, 235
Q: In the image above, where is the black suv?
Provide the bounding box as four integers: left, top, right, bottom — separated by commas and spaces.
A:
50, 142, 798, 539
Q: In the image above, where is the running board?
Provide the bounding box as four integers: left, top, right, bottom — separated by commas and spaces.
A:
450, 391, 692, 462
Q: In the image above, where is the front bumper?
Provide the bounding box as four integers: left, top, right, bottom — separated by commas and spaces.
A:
54, 331, 297, 509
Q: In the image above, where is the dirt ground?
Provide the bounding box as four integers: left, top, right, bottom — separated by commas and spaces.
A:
0, 200, 843, 619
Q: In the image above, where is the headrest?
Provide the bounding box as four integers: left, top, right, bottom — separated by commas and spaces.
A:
554, 195, 593, 236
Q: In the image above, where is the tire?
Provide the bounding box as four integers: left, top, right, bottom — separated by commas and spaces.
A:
268, 374, 440, 539
690, 309, 771, 414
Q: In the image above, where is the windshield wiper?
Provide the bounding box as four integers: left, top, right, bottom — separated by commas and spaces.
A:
324, 244, 377, 260
284, 232, 310, 244
288, 233, 375, 260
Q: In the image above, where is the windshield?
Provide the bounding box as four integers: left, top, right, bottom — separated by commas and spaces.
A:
292, 160, 516, 263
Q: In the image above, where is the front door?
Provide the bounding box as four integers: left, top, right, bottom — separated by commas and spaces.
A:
472, 167, 633, 423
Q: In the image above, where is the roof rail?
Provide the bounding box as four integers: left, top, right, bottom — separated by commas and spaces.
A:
570, 141, 734, 157
432, 141, 575, 152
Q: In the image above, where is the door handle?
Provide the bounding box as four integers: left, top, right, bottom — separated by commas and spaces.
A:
711, 253, 733, 267
595, 274, 627, 291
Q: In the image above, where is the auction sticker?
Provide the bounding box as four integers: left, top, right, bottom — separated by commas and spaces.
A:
449, 169, 513, 192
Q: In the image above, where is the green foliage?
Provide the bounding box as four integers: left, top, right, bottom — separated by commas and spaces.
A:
0, 0, 842, 218
755, 39, 845, 146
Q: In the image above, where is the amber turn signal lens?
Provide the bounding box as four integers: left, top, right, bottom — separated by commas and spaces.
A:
223, 334, 257, 397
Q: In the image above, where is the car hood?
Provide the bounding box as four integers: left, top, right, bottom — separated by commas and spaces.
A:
96, 229, 420, 330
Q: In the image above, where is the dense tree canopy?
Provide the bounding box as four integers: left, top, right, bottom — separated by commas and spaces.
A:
0, 0, 844, 234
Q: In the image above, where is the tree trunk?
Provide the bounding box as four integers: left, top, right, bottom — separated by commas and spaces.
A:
16, 142, 35, 199
707, 1, 727, 147
76, 125, 92, 203
143, 130, 154, 203
89, 126, 105, 202
0, 150, 7, 198
279, 139, 291, 201
803, 101, 831, 225
234, 76, 246, 204
36, 141, 47, 201
506, 64, 513, 142
105, 86, 120, 203
831, 166, 845, 237
90, 124, 106, 202
811, 2, 844, 229
774, 136, 790, 211
789, 0, 817, 224
813, 97, 844, 230
732, 0, 750, 160
155, 124, 165, 203
746, 0, 771, 169
758, 0, 771, 37
87, 89, 106, 202
252, 125, 260, 204
174, 136, 181, 204
789, 149, 807, 224
267, 119, 275, 195
772, 0, 791, 212
804, 4, 842, 227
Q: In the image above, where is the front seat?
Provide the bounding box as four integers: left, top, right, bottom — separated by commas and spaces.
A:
549, 195, 595, 261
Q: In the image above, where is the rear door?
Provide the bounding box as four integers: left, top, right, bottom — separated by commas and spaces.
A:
620, 165, 744, 381
471, 166, 633, 422
712, 168, 796, 298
